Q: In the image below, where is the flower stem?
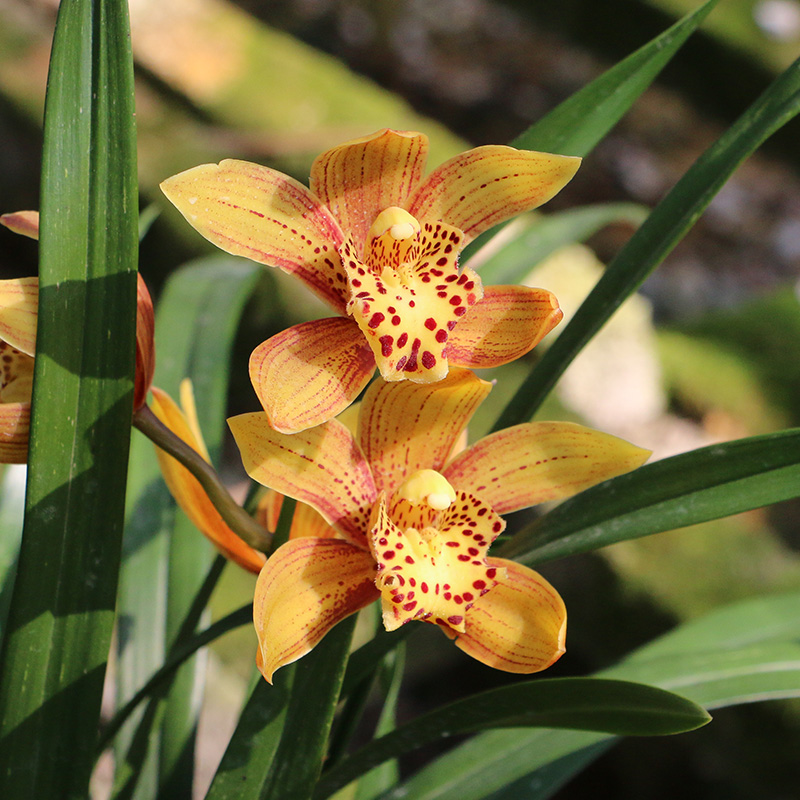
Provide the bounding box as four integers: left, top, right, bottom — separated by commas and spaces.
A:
133, 404, 271, 553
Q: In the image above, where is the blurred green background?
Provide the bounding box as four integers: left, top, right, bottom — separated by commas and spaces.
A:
2, 0, 800, 797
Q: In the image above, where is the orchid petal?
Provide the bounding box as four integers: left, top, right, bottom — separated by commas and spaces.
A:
309, 129, 428, 255
134, 274, 155, 410
0, 210, 40, 240
0, 401, 30, 464
358, 367, 492, 496
443, 422, 651, 514
447, 286, 562, 369
453, 557, 566, 674
161, 160, 349, 312
0, 342, 33, 405
253, 537, 379, 683
407, 146, 581, 245
342, 223, 482, 383
0, 278, 39, 357
228, 412, 377, 546
150, 387, 266, 573
258, 490, 337, 540
369, 493, 502, 633
249, 317, 375, 434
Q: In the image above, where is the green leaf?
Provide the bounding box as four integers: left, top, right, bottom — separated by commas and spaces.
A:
499, 428, 800, 566
204, 667, 295, 800
510, 0, 719, 157
116, 256, 259, 797
379, 592, 800, 800
262, 616, 358, 800
314, 678, 709, 798
469, 203, 648, 286
0, 1, 138, 796
353, 644, 406, 800
461, 0, 717, 264
494, 52, 800, 431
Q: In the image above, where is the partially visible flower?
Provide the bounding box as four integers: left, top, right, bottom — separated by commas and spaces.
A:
228, 369, 650, 682
163, 129, 579, 433
0, 211, 156, 463
150, 381, 266, 573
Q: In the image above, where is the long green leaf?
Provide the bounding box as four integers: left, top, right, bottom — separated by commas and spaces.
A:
378, 591, 800, 800
461, 0, 718, 263
469, 203, 647, 285
204, 667, 295, 800
314, 678, 709, 798
494, 53, 800, 430
0, 0, 138, 796
499, 428, 800, 566
510, 0, 719, 156
262, 616, 358, 799
116, 256, 259, 797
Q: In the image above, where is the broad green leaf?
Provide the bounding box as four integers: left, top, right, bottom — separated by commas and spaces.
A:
499, 428, 800, 566
494, 52, 800, 431
262, 616, 358, 800
0, 1, 138, 797
380, 592, 800, 800
510, 0, 719, 156
461, 0, 717, 263
469, 203, 647, 285
353, 644, 406, 800
115, 256, 259, 797
314, 678, 709, 798
204, 667, 295, 800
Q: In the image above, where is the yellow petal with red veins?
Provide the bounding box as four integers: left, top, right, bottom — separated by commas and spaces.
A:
443, 422, 651, 515
407, 146, 581, 245
309, 129, 428, 254
0, 400, 30, 464
0, 210, 40, 240
150, 387, 266, 574
161, 160, 349, 313
447, 286, 562, 369
253, 538, 379, 683
0, 278, 39, 357
358, 367, 492, 496
342, 222, 482, 383
257, 490, 337, 540
368, 493, 503, 632
249, 317, 376, 434
454, 557, 566, 674
228, 412, 377, 546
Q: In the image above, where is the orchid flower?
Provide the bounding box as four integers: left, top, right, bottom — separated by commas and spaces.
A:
0, 211, 155, 462
162, 129, 580, 433
149, 380, 266, 573
228, 369, 650, 682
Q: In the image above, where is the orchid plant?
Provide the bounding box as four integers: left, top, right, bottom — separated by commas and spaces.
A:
2, 2, 800, 799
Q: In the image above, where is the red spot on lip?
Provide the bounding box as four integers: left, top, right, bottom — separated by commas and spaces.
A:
368, 312, 385, 329
486, 568, 497, 579
383, 550, 396, 560
424, 318, 437, 330
379, 335, 393, 357
391, 315, 401, 326
473, 579, 486, 590
447, 615, 463, 626
397, 332, 408, 348
454, 306, 467, 316
421, 351, 436, 369
435, 329, 448, 343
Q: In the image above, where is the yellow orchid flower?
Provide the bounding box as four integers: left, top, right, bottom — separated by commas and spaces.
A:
150, 381, 266, 574
162, 129, 580, 433
0, 212, 156, 465
228, 369, 650, 683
